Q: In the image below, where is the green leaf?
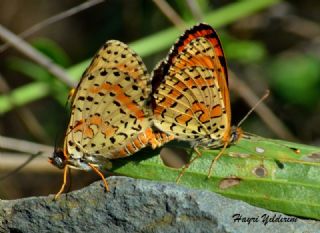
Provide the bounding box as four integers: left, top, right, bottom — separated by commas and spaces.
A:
109, 135, 320, 219
5, 58, 70, 106
31, 38, 71, 67
0, 83, 49, 114
268, 54, 320, 108
6, 57, 53, 82
224, 39, 266, 63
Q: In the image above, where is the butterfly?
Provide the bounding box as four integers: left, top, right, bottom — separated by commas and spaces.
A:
50, 40, 170, 199
151, 23, 242, 180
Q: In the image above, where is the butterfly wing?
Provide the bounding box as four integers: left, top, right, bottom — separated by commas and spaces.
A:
65, 40, 152, 165
152, 23, 231, 147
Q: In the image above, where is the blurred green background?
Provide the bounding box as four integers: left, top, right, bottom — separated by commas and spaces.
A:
0, 0, 320, 199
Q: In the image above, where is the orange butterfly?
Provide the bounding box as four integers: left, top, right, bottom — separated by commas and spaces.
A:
50, 40, 170, 199
151, 23, 243, 179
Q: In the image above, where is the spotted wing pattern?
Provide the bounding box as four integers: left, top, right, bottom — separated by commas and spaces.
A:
152, 23, 234, 148
61, 40, 159, 170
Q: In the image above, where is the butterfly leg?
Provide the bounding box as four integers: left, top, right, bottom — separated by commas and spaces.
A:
54, 165, 69, 200
176, 146, 202, 183
207, 142, 228, 178
88, 163, 110, 192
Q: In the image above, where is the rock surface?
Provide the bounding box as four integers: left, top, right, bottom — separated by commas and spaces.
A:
0, 177, 318, 233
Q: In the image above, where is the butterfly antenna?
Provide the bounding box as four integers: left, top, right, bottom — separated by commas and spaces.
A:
54, 89, 76, 148
53, 118, 70, 155
53, 133, 60, 153
237, 90, 270, 128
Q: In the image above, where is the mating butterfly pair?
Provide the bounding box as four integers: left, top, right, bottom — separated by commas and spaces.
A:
50, 23, 242, 198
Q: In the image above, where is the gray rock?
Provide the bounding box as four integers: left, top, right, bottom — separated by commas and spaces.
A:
0, 177, 318, 233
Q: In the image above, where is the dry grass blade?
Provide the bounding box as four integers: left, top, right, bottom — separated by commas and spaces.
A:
0, 24, 75, 87
0, 153, 56, 173
0, 135, 52, 156
0, 0, 105, 53
186, 0, 204, 21
229, 70, 298, 141
153, 0, 186, 29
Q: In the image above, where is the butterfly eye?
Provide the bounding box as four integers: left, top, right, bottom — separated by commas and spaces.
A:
230, 131, 238, 143
228, 126, 239, 143
50, 150, 66, 169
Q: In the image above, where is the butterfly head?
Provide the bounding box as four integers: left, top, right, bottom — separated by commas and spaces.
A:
49, 147, 67, 169
230, 126, 243, 143
50, 145, 109, 171
201, 126, 243, 148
